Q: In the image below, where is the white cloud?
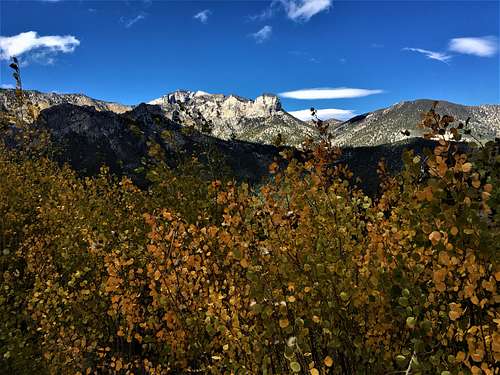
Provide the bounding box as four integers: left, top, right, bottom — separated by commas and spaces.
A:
1, 84, 15, 89
289, 108, 354, 121
247, 6, 276, 22
448, 36, 498, 57
279, 87, 383, 100
251, 25, 272, 44
403, 47, 452, 64
194, 9, 212, 24
280, 0, 332, 22
0, 31, 80, 61
121, 13, 147, 28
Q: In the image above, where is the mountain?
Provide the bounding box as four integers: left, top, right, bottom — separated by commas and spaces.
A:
0, 100, 443, 194
1, 89, 498, 151
0, 88, 131, 122
330, 99, 500, 147
25, 103, 284, 185
148, 90, 317, 146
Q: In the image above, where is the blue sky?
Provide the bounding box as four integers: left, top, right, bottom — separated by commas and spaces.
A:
0, 0, 499, 120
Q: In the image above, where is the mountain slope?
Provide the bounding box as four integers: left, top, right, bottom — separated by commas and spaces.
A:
330, 99, 500, 147
0, 88, 131, 121
148, 90, 318, 146
28, 103, 283, 184
2, 89, 498, 149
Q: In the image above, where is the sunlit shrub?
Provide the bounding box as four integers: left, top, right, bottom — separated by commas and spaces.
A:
0, 101, 498, 374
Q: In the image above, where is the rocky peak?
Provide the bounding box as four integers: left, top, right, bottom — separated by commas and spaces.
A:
254, 94, 282, 113
149, 90, 281, 114
145, 90, 309, 145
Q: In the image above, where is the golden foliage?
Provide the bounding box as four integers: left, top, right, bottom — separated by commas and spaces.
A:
0, 103, 498, 374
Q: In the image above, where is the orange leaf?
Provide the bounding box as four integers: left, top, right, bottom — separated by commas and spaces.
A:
429, 231, 442, 246
324, 356, 333, 367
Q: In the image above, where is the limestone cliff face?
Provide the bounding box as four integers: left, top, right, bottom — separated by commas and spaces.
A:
148, 90, 315, 146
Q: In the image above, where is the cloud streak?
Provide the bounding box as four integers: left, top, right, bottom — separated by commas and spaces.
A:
279, 87, 383, 100
280, 0, 332, 22
122, 13, 147, 28
247, 6, 276, 22
403, 47, 452, 64
194, 9, 212, 24
0, 31, 80, 61
251, 25, 272, 44
289, 108, 354, 121
449, 36, 498, 57
404, 36, 498, 64
249, 0, 331, 23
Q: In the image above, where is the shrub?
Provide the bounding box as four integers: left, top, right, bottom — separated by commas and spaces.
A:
0, 102, 498, 374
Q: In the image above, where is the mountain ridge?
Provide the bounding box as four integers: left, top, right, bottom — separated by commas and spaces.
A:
1, 88, 498, 148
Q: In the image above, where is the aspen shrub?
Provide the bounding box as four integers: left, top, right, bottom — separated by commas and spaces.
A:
0, 104, 498, 374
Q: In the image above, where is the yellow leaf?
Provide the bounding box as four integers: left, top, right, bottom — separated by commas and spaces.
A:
456, 351, 466, 362
450, 226, 459, 236
462, 162, 472, 173
279, 319, 289, 328
449, 303, 462, 321
310, 369, 319, 375
324, 356, 333, 367
115, 360, 122, 371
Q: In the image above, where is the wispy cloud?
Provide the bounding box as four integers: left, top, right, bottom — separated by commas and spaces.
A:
280, 0, 332, 22
251, 25, 272, 44
121, 13, 147, 28
403, 47, 452, 64
449, 36, 498, 57
279, 87, 383, 100
1, 84, 15, 89
404, 36, 498, 64
0, 31, 80, 62
247, 6, 276, 22
248, 0, 331, 23
194, 9, 212, 24
289, 108, 354, 121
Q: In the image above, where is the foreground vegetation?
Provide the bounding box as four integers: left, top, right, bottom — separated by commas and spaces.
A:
0, 88, 499, 374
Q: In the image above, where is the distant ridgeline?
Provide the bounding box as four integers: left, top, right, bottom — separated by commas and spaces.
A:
0, 88, 499, 193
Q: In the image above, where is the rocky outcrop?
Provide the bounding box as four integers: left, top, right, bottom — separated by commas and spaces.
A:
148, 90, 317, 146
